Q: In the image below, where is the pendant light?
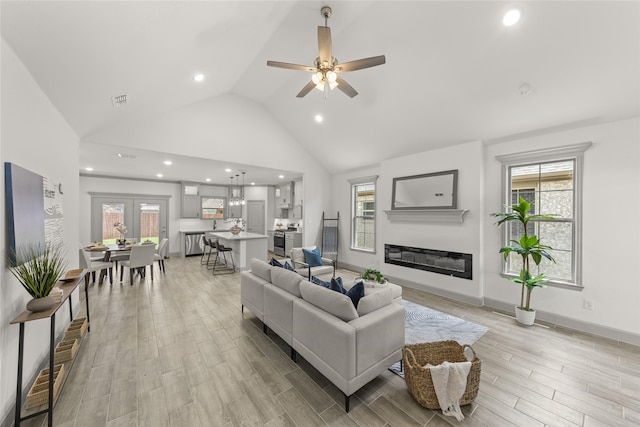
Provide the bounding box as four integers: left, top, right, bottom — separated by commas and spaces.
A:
241, 172, 246, 205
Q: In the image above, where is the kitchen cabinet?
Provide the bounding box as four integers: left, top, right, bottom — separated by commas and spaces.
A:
267, 230, 274, 252
275, 182, 293, 209
284, 232, 302, 255
293, 180, 303, 207
289, 205, 303, 219
181, 182, 200, 218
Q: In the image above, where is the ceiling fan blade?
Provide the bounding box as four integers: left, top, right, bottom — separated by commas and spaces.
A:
318, 26, 332, 66
335, 55, 386, 73
267, 61, 316, 72
335, 76, 358, 98
296, 80, 316, 98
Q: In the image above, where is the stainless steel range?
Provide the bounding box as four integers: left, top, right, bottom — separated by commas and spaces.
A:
273, 227, 300, 257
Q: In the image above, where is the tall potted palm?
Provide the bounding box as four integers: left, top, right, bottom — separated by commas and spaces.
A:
492, 197, 555, 325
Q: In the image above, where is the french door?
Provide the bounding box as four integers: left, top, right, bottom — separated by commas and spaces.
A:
91, 196, 168, 245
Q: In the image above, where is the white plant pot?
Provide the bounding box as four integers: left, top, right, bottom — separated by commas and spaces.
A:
515, 306, 536, 325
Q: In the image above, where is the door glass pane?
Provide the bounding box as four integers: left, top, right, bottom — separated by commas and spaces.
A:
102, 203, 125, 244
140, 203, 160, 245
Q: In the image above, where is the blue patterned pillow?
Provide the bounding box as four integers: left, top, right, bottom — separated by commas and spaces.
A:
329, 277, 346, 294
346, 280, 366, 309
302, 247, 322, 267
269, 257, 284, 268
284, 261, 295, 271
311, 276, 331, 288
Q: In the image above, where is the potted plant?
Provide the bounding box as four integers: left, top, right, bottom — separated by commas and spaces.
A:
8, 243, 68, 312
360, 268, 388, 285
492, 196, 555, 325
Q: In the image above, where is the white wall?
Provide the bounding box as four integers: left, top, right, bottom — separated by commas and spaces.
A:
0, 39, 80, 423
84, 94, 331, 247
79, 176, 182, 254
482, 117, 640, 336
330, 141, 484, 303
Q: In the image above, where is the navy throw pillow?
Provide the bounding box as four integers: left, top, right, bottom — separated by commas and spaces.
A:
346, 280, 366, 309
269, 257, 284, 268
302, 247, 323, 267
311, 276, 331, 288
329, 277, 346, 294
284, 261, 295, 271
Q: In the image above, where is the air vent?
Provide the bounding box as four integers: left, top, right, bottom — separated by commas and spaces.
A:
111, 94, 128, 107
117, 153, 137, 159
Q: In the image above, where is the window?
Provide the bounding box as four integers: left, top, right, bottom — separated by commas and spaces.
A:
496, 142, 591, 288
349, 176, 378, 252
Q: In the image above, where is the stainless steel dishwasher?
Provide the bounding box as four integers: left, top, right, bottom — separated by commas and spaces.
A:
185, 232, 204, 256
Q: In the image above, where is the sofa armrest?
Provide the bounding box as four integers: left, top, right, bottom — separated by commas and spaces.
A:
349, 303, 405, 376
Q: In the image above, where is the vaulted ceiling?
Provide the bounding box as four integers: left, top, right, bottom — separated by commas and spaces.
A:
2, 1, 638, 184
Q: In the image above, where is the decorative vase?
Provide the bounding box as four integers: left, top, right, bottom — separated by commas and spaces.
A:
229, 225, 242, 235
26, 296, 56, 313
515, 306, 536, 325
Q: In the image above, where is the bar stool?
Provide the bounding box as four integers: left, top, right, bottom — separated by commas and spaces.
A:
212, 240, 235, 275
201, 236, 212, 265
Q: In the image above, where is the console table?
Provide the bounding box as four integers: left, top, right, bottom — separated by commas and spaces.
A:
11, 270, 89, 427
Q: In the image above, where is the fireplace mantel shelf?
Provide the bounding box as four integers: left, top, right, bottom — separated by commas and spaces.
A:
383, 209, 469, 223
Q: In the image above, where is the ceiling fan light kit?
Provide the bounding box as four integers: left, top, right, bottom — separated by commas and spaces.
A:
267, 5, 386, 99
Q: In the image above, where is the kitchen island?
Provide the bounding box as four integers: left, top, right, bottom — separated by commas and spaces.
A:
207, 231, 268, 271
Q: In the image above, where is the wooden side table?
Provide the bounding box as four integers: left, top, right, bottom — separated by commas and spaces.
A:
10, 270, 89, 427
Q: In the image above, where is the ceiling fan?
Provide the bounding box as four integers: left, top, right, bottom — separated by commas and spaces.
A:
267, 6, 386, 98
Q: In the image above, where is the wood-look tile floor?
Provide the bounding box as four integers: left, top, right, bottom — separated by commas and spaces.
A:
23, 256, 640, 427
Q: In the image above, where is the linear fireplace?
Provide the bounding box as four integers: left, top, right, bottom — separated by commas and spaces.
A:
384, 244, 472, 280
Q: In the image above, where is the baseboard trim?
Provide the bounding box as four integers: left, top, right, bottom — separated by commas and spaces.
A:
337, 262, 484, 306
484, 297, 640, 346
336, 262, 639, 347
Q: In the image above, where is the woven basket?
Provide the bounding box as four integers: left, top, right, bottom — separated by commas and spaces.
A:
64, 317, 87, 340
54, 338, 79, 364
25, 364, 65, 409
403, 340, 481, 409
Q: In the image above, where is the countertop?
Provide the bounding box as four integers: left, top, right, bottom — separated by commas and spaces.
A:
207, 231, 267, 240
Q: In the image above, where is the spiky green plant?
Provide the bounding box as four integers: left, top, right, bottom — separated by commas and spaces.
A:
492, 197, 556, 311
8, 243, 68, 298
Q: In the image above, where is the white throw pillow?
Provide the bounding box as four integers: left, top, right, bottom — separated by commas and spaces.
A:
299, 280, 359, 322
356, 287, 393, 316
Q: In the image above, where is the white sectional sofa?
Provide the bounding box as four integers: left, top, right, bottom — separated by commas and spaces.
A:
241, 258, 405, 412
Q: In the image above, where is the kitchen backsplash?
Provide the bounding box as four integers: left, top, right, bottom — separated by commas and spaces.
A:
273, 219, 303, 231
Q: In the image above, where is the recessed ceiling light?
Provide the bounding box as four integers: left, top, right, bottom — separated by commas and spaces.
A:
163, 160, 172, 166
503, 9, 520, 26
279, 175, 284, 179
315, 114, 323, 123
205, 178, 211, 182
194, 73, 205, 82
156, 173, 163, 178
251, 182, 256, 186
85, 167, 93, 172
225, 168, 232, 173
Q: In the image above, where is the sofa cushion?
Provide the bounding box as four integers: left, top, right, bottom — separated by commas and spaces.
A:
271, 266, 304, 297
284, 261, 296, 272
357, 287, 393, 316
251, 258, 272, 282
291, 247, 307, 263
311, 276, 331, 288
300, 280, 359, 322
303, 247, 323, 267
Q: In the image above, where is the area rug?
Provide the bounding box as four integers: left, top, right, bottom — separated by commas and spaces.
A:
389, 300, 488, 377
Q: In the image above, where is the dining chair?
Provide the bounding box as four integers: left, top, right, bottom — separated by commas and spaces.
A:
119, 244, 156, 285
79, 248, 114, 285
154, 238, 169, 273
